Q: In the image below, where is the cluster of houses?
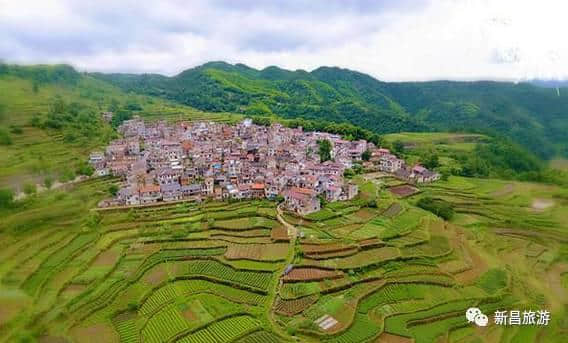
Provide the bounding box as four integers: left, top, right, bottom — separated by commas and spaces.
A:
371, 149, 441, 183
90, 116, 438, 215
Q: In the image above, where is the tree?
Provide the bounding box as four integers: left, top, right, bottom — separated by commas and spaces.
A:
422, 153, 439, 169
417, 197, 454, 220
76, 162, 94, 176
318, 195, 327, 208
108, 99, 120, 112
343, 168, 355, 178
111, 109, 132, 128
0, 129, 12, 145
393, 140, 405, 155
108, 184, 119, 196
30, 114, 42, 127
0, 188, 13, 208
317, 139, 332, 162
352, 163, 364, 174
361, 149, 371, 161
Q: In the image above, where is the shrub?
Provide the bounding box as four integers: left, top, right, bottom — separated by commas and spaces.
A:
9, 125, 23, 134
416, 196, 454, 220
76, 162, 94, 176
0, 188, 14, 208
23, 183, 37, 195
108, 184, 119, 196
43, 176, 53, 189
0, 129, 12, 145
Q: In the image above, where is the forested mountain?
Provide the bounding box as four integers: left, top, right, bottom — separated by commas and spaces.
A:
92, 62, 568, 159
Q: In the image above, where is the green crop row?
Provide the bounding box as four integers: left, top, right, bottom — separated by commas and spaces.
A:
177, 315, 259, 343
185, 260, 273, 291
140, 279, 265, 316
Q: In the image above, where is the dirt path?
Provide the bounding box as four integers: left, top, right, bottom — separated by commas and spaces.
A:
13, 175, 91, 200
277, 203, 297, 239
267, 204, 298, 341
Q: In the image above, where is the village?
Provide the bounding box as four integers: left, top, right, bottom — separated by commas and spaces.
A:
90, 117, 439, 215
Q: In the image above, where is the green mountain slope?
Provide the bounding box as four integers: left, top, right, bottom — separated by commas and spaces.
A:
0, 64, 241, 189
92, 62, 568, 159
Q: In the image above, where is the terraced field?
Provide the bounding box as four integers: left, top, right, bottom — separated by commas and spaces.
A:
0, 174, 567, 342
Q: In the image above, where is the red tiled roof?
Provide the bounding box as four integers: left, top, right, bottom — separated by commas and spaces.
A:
251, 183, 265, 190
290, 187, 316, 196
139, 184, 160, 193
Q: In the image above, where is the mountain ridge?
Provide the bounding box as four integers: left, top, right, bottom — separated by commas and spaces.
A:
89, 61, 568, 159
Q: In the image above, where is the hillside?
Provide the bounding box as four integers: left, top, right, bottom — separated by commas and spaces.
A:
92, 62, 568, 160
1, 172, 567, 342
0, 64, 242, 189
0, 64, 567, 343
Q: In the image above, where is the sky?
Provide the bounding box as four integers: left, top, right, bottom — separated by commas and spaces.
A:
1, 0, 566, 81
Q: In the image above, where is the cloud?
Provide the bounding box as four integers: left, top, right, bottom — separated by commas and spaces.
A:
0, 0, 566, 81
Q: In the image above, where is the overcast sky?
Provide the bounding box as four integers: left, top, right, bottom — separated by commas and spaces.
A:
1, 0, 566, 81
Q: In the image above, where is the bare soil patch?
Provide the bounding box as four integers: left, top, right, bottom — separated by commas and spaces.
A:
225, 243, 288, 261
383, 203, 402, 218
143, 265, 169, 286
183, 308, 198, 321
70, 323, 118, 343
531, 198, 555, 211
39, 337, 70, 343
0, 301, 27, 325
358, 238, 384, 249
282, 267, 343, 282
270, 225, 289, 242
353, 208, 376, 220
389, 185, 420, 198
454, 240, 487, 284
375, 332, 414, 343
92, 250, 119, 267
492, 183, 514, 197
305, 247, 359, 259
301, 243, 355, 254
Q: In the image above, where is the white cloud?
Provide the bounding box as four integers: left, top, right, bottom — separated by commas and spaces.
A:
0, 0, 566, 81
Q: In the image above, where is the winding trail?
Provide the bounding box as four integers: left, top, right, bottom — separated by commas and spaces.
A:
265, 204, 299, 341
277, 203, 297, 239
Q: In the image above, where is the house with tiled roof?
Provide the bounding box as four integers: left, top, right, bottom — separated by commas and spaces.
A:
284, 187, 320, 215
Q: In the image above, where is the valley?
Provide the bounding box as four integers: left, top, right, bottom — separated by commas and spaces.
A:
0, 64, 567, 342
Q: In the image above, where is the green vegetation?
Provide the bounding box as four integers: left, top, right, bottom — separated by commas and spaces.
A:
416, 197, 454, 220
92, 61, 568, 160
317, 139, 332, 163
383, 132, 568, 186
1, 62, 568, 342
0, 64, 243, 189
